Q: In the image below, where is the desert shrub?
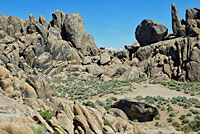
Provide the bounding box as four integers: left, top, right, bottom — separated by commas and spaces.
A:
104, 119, 112, 127
182, 125, 192, 134
172, 121, 180, 128
110, 96, 118, 101
186, 112, 192, 116
182, 117, 190, 124
39, 111, 53, 121
135, 95, 143, 101
83, 101, 95, 108
190, 92, 196, 96
154, 114, 161, 120
31, 126, 45, 134
190, 109, 200, 115
167, 117, 173, 123
195, 102, 200, 108
95, 100, 104, 106
104, 104, 111, 110
167, 105, 174, 112
188, 98, 198, 104
161, 107, 166, 111
169, 112, 175, 117
106, 98, 113, 104
53, 130, 59, 134
194, 115, 200, 120
179, 115, 186, 120
155, 122, 161, 127
189, 120, 200, 132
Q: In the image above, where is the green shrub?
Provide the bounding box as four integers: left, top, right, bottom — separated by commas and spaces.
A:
194, 115, 200, 120
182, 118, 190, 124
179, 115, 186, 120
95, 100, 105, 106
172, 121, 180, 128
154, 114, 161, 120
186, 112, 192, 116
155, 122, 161, 127
167, 105, 174, 112
53, 130, 59, 134
39, 111, 53, 121
169, 112, 175, 117
189, 120, 200, 132
31, 126, 45, 134
83, 101, 96, 108
104, 119, 112, 127
182, 125, 192, 134
195, 102, 200, 108
167, 117, 173, 123
104, 104, 111, 110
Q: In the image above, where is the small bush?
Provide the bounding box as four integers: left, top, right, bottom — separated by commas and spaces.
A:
182, 125, 192, 134
31, 126, 45, 134
95, 100, 105, 106
182, 118, 190, 124
169, 112, 175, 117
172, 121, 180, 128
154, 114, 161, 120
167, 117, 173, 123
186, 112, 192, 116
83, 101, 96, 108
39, 111, 53, 121
179, 115, 186, 120
104, 119, 112, 127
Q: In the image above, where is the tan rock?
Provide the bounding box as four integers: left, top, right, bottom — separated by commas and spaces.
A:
0, 65, 10, 79
77, 126, 85, 134
20, 82, 37, 98
108, 108, 128, 121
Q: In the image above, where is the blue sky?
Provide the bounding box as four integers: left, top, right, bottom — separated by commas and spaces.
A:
0, 0, 199, 49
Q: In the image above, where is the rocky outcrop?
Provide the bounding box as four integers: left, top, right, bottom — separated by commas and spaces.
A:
134, 35, 200, 81
135, 19, 168, 46
172, 3, 200, 37
172, 3, 186, 37
112, 99, 159, 122
62, 12, 99, 56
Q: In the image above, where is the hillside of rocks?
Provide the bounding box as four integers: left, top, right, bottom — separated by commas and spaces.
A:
0, 3, 199, 134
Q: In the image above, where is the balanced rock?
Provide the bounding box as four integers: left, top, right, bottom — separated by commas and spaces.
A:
112, 99, 159, 122
135, 19, 168, 46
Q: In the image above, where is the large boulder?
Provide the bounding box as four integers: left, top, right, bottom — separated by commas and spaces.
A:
62, 13, 99, 56
112, 99, 159, 122
135, 19, 168, 46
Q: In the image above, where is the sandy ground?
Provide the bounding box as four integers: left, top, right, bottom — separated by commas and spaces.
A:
89, 83, 199, 102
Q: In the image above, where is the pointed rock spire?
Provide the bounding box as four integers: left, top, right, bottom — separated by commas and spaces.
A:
171, 3, 186, 37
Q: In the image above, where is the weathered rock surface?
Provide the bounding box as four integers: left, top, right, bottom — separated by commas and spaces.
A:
135, 19, 168, 46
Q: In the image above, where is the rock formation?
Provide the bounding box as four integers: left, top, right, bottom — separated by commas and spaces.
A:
0, 3, 199, 134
